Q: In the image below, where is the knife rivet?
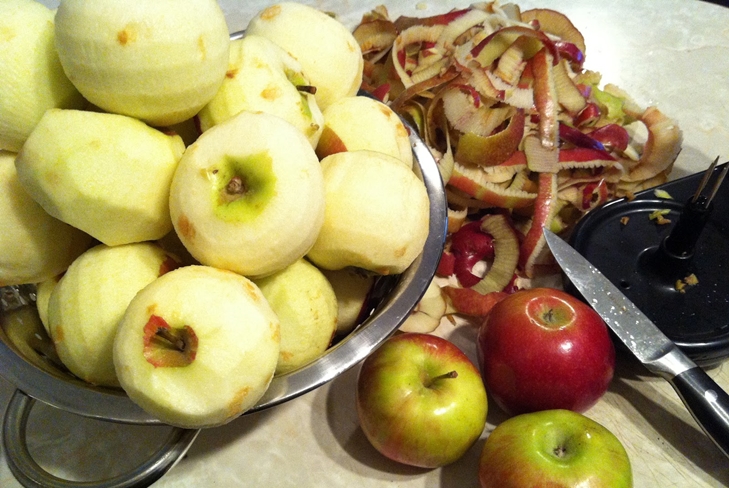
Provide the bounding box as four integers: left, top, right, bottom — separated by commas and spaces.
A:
706, 389, 719, 403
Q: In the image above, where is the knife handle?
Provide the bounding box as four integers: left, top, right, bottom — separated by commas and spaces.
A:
667, 367, 729, 458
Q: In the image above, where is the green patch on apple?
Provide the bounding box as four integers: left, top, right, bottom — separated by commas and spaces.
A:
211, 152, 277, 222
478, 409, 632, 487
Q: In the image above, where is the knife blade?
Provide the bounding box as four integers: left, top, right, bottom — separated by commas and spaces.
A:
543, 227, 729, 458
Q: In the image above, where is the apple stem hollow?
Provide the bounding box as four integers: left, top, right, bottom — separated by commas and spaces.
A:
226, 176, 246, 196
155, 328, 186, 352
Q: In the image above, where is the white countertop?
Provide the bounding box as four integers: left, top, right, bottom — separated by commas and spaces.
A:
2, 1, 729, 486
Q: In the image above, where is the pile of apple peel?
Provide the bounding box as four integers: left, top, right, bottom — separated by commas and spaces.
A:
354, 2, 683, 317
0, 0, 431, 429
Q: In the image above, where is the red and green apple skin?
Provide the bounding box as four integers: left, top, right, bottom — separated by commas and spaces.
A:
478, 409, 633, 488
477, 287, 615, 415
356, 332, 488, 468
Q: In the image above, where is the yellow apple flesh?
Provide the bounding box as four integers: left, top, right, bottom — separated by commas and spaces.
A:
307, 150, 430, 275
321, 268, 375, 336
0, 150, 91, 287
0, 0, 85, 152
35, 273, 62, 336
316, 95, 413, 168
48, 243, 180, 387
399, 279, 447, 334
114, 265, 281, 429
246, 2, 363, 110
198, 34, 324, 148
254, 259, 338, 375
15, 109, 185, 246
169, 110, 325, 279
54, 0, 230, 126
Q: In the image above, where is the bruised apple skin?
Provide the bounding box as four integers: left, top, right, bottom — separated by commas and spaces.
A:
169, 110, 325, 279
15, 109, 185, 247
197, 35, 324, 148
246, 2, 363, 110
316, 95, 413, 168
307, 150, 429, 275
0, 150, 91, 288
0, 0, 85, 152
53, 0, 230, 127
253, 259, 338, 375
47, 243, 181, 387
113, 265, 281, 429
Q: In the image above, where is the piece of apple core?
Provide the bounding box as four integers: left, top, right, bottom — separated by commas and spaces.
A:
114, 265, 281, 429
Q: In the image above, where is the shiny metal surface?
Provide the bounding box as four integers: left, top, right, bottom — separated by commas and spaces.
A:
0, 118, 447, 424
3, 391, 199, 488
543, 228, 696, 377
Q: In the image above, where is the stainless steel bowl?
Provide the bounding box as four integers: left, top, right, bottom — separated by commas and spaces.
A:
0, 108, 448, 486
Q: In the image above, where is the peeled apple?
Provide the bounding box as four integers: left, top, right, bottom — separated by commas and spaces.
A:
53, 0, 230, 127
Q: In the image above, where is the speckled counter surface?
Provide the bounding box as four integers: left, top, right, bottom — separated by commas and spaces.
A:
2, 1, 729, 486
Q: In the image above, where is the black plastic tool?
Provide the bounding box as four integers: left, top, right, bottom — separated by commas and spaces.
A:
569, 159, 729, 367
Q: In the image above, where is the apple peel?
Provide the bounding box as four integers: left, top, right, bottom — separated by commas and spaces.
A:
471, 214, 520, 295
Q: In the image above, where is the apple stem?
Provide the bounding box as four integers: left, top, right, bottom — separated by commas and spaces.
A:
427, 370, 458, 387
297, 85, 317, 95
155, 328, 185, 352
226, 176, 246, 196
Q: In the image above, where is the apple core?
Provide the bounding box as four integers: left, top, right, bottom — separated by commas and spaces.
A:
211, 152, 276, 222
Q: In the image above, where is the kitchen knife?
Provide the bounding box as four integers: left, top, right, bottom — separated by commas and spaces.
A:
543, 227, 729, 458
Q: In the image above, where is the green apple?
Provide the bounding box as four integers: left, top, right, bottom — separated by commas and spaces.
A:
307, 150, 429, 275
169, 110, 325, 279
478, 409, 633, 487
254, 258, 337, 375
316, 95, 413, 168
15, 109, 185, 246
35, 273, 62, 336
0, 0, 85, 152
0, 150, 91, 287
47, 242, 181, 387
320, 268, 375, 336
399, 279, 447, 334
114, 265, 281, 429
198, 34, 324, 148
357, 332, 488, 468
246, 2, 363, 110
54, 0, 230, 126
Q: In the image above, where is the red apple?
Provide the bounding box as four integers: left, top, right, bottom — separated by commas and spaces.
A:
478, 409, 632, 487
356, 332, 488, 468
477, 288, 614, 415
